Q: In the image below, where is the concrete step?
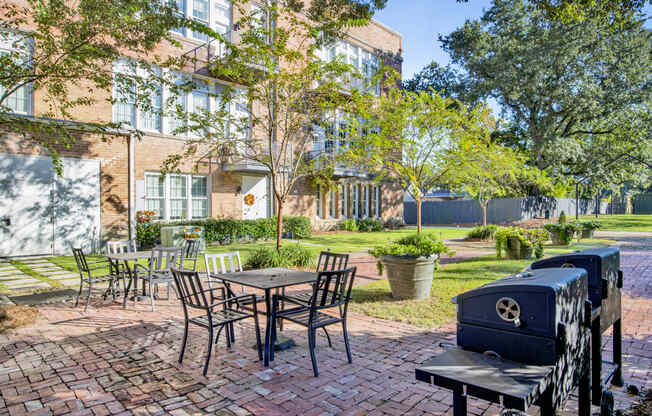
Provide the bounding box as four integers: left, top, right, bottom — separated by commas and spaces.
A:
0, 274, 28, 281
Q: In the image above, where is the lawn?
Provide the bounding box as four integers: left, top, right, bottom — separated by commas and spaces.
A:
576, 214, 652, 232
349, 239, 616, 328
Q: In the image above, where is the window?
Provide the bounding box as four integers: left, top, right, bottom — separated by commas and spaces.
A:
321, 39, 380, 94
171, 0, 187, 36
145, 175, 165, 219
169, 175, 188, 220
363, 185, 369, 218
145, 173, 208, 221
374, 185, 380, 217
192, 176, 208, 218
340, 184, 347, 218
113, 77, 136, 126
167, 74, 188, 134
170, 0, 232, 42
316, 186, 323, 218
140, 83, 162, 132
329, 188, 335, 218
352, 185, 359, 219
0, 31, 33, 115
192, 0, 210, 41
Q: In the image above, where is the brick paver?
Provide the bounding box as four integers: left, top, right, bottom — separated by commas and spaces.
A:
0, 246, 650, 415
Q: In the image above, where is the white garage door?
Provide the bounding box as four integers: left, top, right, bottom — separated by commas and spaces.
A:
0, 153, 101, 257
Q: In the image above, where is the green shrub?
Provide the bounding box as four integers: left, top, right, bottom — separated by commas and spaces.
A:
244, 244, 316, 269
341, 219, 358, 232
357, 217, 383, 232
544, 223, 577, 245
283, 216, 312, 239
558, 211, 567, 225
495, 227, 548, 259
370, 233, 451, 274
136, 222, 162, 249
467, 225, 498, 240
135, 216, 311, 247
383, 216, 406, 230
576, 220, 601, 230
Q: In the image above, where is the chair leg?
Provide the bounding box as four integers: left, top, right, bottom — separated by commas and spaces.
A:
322, 327, 332, 348
149, 280, 156, 312
308, 327, 318, 377
225, 324, 232, 349
84, 282, 92, 312
75, 281, 83, 307
179, 321, 189, 364
342, 320, 352, 364
215, 325, 224, 346
269, 313, 277, 362
203, 326, 214, 376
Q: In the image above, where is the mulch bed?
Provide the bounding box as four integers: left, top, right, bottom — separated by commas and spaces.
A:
0, 305, 40, 333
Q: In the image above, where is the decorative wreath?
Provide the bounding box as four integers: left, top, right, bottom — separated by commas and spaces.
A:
244, 193, 255, 206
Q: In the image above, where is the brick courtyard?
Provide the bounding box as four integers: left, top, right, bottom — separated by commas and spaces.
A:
0, 243, 650, 415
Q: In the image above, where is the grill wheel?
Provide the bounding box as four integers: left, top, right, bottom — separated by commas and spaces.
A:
496, 297, 521, 322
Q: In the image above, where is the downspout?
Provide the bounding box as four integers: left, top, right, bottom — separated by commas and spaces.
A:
129, 132, 136, 240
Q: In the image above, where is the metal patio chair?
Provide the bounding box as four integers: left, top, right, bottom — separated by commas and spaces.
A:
282, 251, 349, 306
171, 268, 263, 376
271, 267, 357, 377
105, 239, 137, 296
204, 251, 266, 314
183, 238, 201, 271
73, 247, 124, 312
134, 246, 183, 311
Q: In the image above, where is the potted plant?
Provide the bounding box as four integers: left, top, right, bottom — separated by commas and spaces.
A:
525, 228, 549, 259
370, 233, 451, 300
543, 223, 576, 245
576, 220, 601, 239
495, 227, 547, 259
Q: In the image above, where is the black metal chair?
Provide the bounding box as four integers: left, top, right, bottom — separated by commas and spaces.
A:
73, 248, 124, 312
282, 251, 349, 306
183, 238, 201, 271
171, 268, 263, 376
271, 267, 357, 377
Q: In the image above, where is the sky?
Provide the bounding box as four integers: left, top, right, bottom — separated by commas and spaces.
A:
374, 1, 652, 81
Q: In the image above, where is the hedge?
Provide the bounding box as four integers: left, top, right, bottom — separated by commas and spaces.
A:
136, 216, 312, 248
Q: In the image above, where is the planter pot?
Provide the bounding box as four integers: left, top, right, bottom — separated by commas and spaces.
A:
520, 244, 533, 260
505, 237, 522, 260
381, 255, 436, 300
549, 230, 571, 246
580, 229, 595, 239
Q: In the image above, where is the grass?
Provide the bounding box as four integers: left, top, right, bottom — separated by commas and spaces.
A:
349, 239, 616, 328
9, 260, 63, 289
576, 214, 652, 232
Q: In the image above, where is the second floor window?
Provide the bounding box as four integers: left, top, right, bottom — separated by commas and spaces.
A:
170, 0, 232, 43
321, 39, 380, 95
0, 31, 33, 115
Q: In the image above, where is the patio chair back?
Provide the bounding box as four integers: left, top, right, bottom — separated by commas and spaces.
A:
204, 252, 243, 275
183, 239, 201, 271
310, 267, 357, 312
149, 247, 184, 275
317, 251, 349, 272
107, 240, 137, 254
72, 247, 90, 276
171, 267, 211, 311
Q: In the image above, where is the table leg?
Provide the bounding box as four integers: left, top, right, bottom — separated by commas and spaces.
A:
264, 288, 272, 367
592, 317, 602, 406
123, 261, 133, 309
452, 385, 467, 416
612, 317, 624, 386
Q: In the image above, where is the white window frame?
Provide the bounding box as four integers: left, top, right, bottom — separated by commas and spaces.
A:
145, 173, 166, 219
144, 172, 209, 222
363, 184, 369, 218
329, 188, 335, 218
321, 39, 380, 95
170, 0, 232, 42
191, 175, 209, 218
374, 185, 380, 217
0, 31, 33, 115
353, 185, 359, 219
316, 185, 323, 218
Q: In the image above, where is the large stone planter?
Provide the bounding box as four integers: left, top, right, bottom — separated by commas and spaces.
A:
505, 237, 533, 260
160, 226, 206, 251
381, 255, 436, 300
549, 229, 571, 246
580, 229, 595, 239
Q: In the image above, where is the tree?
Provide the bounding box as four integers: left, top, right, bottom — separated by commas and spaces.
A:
441, 0, 652, 171
0, 0, 205, 173
161, 0, 386, 251
345, 86, 493, 233
402, 62, 474, 103
455, 140, 554, 226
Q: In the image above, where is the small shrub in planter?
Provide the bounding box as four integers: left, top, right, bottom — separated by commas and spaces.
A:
495, 227, 547, 259
544, 223, 577, 245
370, 233, 451, 300
245, 244, 315, 269
467, 225, 498, 240
558, 210, 567, 225
357, 218, 383, 232
341, 219, 358, 232
575, 220, 601, 239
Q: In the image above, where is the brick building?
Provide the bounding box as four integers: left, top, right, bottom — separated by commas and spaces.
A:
0, 0, 403, 256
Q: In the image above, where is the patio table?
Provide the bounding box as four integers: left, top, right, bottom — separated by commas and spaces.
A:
106, 250, 152, 307
210, 267, 318, 366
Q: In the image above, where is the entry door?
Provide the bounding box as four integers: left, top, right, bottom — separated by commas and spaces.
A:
242, 175, 269, 219
53, 157, 101, 255
0, 154, 55, 256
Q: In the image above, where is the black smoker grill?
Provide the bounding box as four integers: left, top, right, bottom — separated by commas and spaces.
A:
531, 247, 624, 405
416, 268, 592, 416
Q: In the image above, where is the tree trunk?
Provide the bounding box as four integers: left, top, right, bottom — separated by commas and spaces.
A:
276, 201, 283, 251
481, 202, 488, 227
416, 197, 422, 233
576, 182, 580, 220
595, 194, 600, 218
